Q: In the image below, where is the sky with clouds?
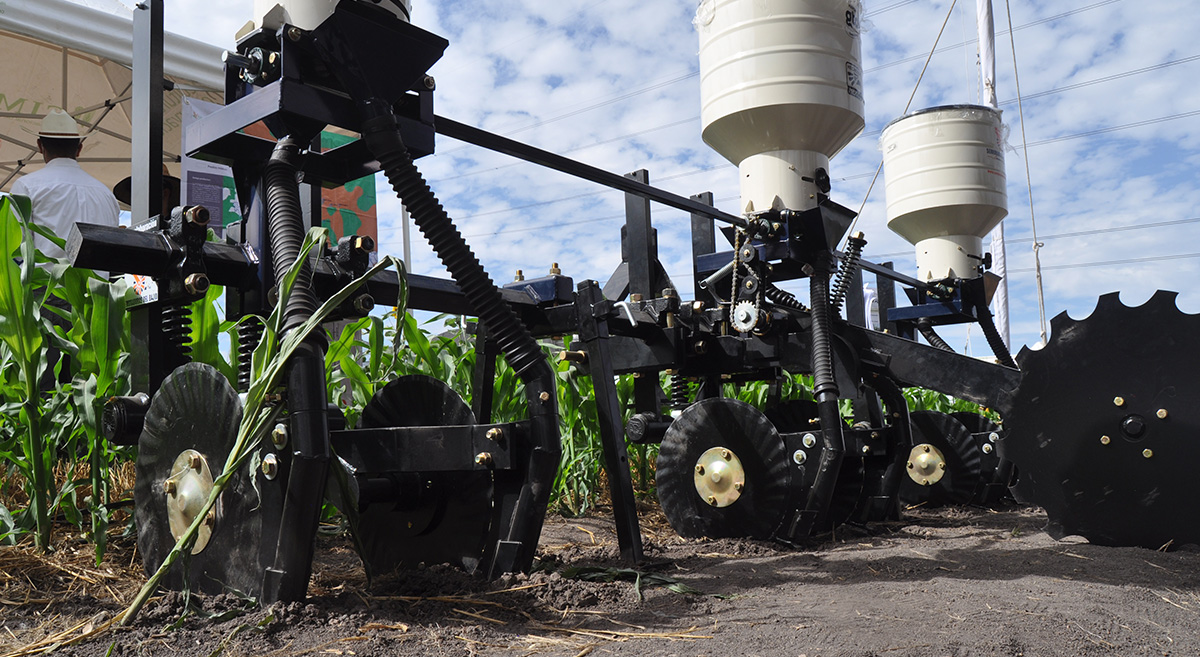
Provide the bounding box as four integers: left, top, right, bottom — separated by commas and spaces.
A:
100, 0, 1200, 355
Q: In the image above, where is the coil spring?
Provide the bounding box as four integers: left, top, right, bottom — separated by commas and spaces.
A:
830, 233, 866, 315
764, 283, 808, 312
671, 374, 691, 410
237, 317, 265, 392
161, 303, 192, 358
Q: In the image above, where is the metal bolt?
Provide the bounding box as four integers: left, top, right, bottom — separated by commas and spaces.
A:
184, 273, 210, 296
184, 205, 210, 226
692, 301, 705, 312
271, 423, 288, 449
923, 445, 931, 453
938, 462, 947, 470
486, 427, 504, 441
1157, 409, 1168, 419
1100, 435, 1111, 445
906, 461, 914, 470
475, 452, 493, 467
989, 432, 1000, 443
549, 262, 561, 275
422, 74, 436, 90
802, 433, 817, 448
163, 479, 176, 496
734, 482, 744, 492
792, 450, 807, 465
205, 511, 216, 527
1114, 396, 1125, 407
1143, 449, 1154, 459
513, 269, 524, 282
721, 449, 732, 461
558, 350, 588, 364
707, 495, 718, 506
982, 443, 994, 454
693, 340, 708, 355
630, 293, 644, 302
354, 235, 375, 251
870, 431, 880, 439
862, 445, 871, 455
539, 391, 551, 402
189, 453, 203, 470
261, 453, 278, 480
921, 478, 931, 486
353, 294, 375, 314
287, 26, 303, 41
695, 464, 705, 475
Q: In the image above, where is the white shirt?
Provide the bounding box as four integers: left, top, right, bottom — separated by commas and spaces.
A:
11, 158, 120, 261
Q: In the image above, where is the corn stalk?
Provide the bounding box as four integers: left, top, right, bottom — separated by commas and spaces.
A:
121, 227, 403, 624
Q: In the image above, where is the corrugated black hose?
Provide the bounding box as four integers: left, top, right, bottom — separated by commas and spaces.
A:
973, 297, 1018, 369
264, 137, 319, 334
360, 103, 558, 576
916, 317, 955, 352
793, 267, 847, 535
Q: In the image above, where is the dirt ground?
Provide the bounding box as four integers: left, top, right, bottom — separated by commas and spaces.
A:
3, 502, 1200, 657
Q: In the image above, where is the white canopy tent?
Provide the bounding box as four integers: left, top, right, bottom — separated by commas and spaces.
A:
0, 0, 225, 194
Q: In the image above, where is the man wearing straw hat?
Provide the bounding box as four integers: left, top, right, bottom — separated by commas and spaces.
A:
11, 108, 119, 261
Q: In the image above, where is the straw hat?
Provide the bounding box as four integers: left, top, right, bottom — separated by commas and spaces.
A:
113, 163, 183, 207
36, 108, 83, 139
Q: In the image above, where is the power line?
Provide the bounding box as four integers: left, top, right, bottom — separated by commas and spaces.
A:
1009, 252, 1200, 273
866, 216, 1200, 260
1025, 109, 1200, 147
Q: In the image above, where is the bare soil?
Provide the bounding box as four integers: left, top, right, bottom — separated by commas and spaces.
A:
4, 502, 1200, 656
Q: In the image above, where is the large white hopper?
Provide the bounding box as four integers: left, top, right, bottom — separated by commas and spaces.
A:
697, 0, 865, 212
882, 105, 1007, 281
252, 0, 411, 31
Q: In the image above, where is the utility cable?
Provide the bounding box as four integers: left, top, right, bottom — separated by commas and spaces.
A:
844, 0, 958, 248
1005, 0, 1047, 344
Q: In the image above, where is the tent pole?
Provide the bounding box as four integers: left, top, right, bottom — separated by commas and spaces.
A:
132, 0, 163, 225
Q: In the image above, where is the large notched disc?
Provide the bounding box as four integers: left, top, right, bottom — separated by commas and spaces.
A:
898, 411, 983, 507
1003, 291, 1200, 547
355, 375, 493, 574
950, 411, 1009, 504
764, 399, 864, 531
657, 398, 789, 539
135, 362, 267, 596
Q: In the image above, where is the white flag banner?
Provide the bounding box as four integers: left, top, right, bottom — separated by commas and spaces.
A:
979, 0, 1008, 348
977, 0, 997, 107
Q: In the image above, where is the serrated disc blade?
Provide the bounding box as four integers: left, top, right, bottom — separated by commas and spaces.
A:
656, 398, 789, 539
1005, 291, 1200, 547
135, 363, 269, 596
354, 375, 492, 574
950, 411, 1008, 504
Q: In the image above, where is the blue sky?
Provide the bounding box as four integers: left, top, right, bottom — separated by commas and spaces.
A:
116, 0, 1200, 354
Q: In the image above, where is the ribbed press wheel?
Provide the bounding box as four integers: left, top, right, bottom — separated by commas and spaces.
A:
135, 363, 277, 596
897, 411, 982, 507
656, 398, 789, 539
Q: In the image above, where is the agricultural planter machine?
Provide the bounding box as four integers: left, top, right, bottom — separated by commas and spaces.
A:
66, 0, 1200, 603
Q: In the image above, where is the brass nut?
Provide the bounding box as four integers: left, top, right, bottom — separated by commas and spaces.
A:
204, 511, 216, 527
862, 445, 871, 455
938, 462, 946, 470
184, 273, 210, 296
923, 445, 931, 453
734, 481, 744, 492
475, 452, 493, 467
539, 391, 551, 402
1113, 396, 1125, 407
1156, 409, 1168, 419
189, 453, 203, 470
287, 26, 303, 41
513, 269, 524, 282
695, 465, 705, 476
982, 443, 994, 454
185, 205, 210, 226
486, 427, 504, 441
1100, 435, 1111, 445
261, 453, 279, 480
707, 495, 718, 506
271, 423, 288, 450
906, 461, 915, 470
721, 449, 732, 461
163, 479, 177, 496
549, 262, 561, 275
792, 450, 807, 465
1143, 449, 1154, 459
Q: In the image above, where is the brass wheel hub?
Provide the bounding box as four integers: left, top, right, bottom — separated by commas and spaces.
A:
906, 443, 947, 486
693, 447, 746, 508
164, 449, 216, 553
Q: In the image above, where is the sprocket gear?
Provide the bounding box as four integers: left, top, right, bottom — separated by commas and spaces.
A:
1002, 290, 1200, 548
731, 300, 759, 333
